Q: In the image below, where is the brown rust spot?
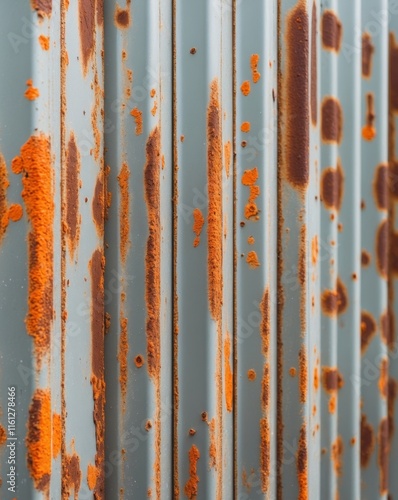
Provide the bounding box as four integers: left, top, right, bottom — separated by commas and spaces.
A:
65, 133, 81, 257
299, 346, 308, 403
361, 311, 376, 354
379, 358, 388, 399
362, 33, 374, 78
224, 141, 231, 177
321, 367, 343, 393
26, 389, 51, 491
207, 80, 223, 321
320, 161, 344, 210
284, 3, 309, 189
192, 208, 205, 248
361, 250, 371, 267
297, 424, 308, 500
381, 309, 395, 349
247, 369, 256, 380
134, 355, 144, 368
92, 171, 104, 237
25, 80, 40, 101
250, 54, 261, 83
144, 127, 161, 378
114, 5, 130, 28
118, 316, 129, 411
62, 452, 82, 500
52, 413, 61, 458
130, 108, 143, 135
331, 437, 343, 476
240, 81, 251, 96
321, 10, 342, 52
321, 97, 343, 144
224, 334, 233, 412
184, 445, 200, 499
361, 414, 375, 467
379, 418, 389, 494
118, 162, 130, 262
321, 289, 338, 316
362, 93, 376, 141
373, 164, 388, 210
12, 135, 53, 361
376, 219, 388, 278
38, 35, 50, 50
31, 0, 52, 17
310, 2, 317, 126
260, 418, 270, 493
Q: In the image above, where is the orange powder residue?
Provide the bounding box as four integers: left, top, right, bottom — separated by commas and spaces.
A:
87, 464, 99, 490
151, 101, 158, 116
246, 251, 260, 268
26, 389, 51, 491
118, 316, 129, 411
242, 167, 258, 186
184, 445, 200, 498
250, 54, 261, 83
247, 236, 255, 245
8, 203, 23, 222
311, 235, 318, 265
12, 135, 53, 360
130, 107, 143, 135
52, 413, 61, 458
224, 141, 231, 177
118, 162, 130, 263
24, 80, 40, 101
38, 35, 50, 50
208, 418, 216, 468
0, 425, 6, 445
224, 334, 233, 412
241, 121, 251, 133
192, 208, 205, 247
0, 154, 9, 243
240, 80, 251, 96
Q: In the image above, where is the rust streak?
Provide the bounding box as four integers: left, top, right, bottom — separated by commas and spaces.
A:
362, 33, 374, 78
297, 424, 308, 500
118, 162, 130, 262
0, 154, 9, 244
184, 445, 200, 499
65, 133, 81, 257
310, 1, 317, 126
361, 414, 375, 468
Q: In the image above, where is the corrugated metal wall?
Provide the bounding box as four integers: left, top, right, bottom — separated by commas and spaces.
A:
0, 1, 398, 498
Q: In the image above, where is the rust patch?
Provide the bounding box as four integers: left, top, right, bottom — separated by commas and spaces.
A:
299, 346, 308, 403
320, 161, 344, 210
118, 316, 129, 411
321, 10, 342, 52
0, 425, 6, 445
65, 133, 81, 257
297, 424, 308, 500
184, 445, 200, 499
310, 2, 317, 126
379, 358, 388, 399
92, 171, 104, 237
90, 249, 105, 498
321, 97, 343, 144
246, 251, 260, 268
26, 389, 51, 491
224, 141, 231, 177
361, 250, 371, 267
260, 419, 270, 493
331, 437, 343, 476
145, 127, 161, 378
361, 311, 376, 354
379, 418, 389, 494
118, 162, 130, 262
87, 464, 99, 491
362, 33, 374, 78
373, 163, 388, 210
25, 79, 40, 101
7, 203, 23, 222
78, 0, 98, 75
192, 208, 205, 248
362, 93, 376, 141
376, 219, 388, 278
240, 81, 251, 96
284, 3, 309, 189
0, 154, 9, 244
361, 414, 375, 467
321, 278, 347, 316
207, 80, 223, 321
250, 54, 261, 83
381, 310, 395, 348
130, 108, 143, 135
52, 413, 61, 458
62, 452, 82, 500
39, 34, 50, 50
114, 5, 130, 28
31, 0, 52, 17
242, 168, 260, 220
224, 334, 233, 412
12, 135, 53, 361
321, 367, 343, 393
311, 235, 318, 265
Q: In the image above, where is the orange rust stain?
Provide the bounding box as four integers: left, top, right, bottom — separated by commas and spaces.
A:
379, 358, 388, 399
311, 235, 318, 265
151, 101, 158, 117
313, 367, 319, 390
297, 425, 308, 500
331, 437, 343, 476
250, 54, 261, 83
289, 367, 297, 377
118, 162, 130, 263
379, 418, 389, 494
24, 80, 40, 101
242, 167, 258, 186
114, 5, 130, 28
134, 355, 144, 368
38, 35, 50, 50
240, 80, 251, 95
299, 346, 308, 403
145, 127, 161, 378
208, 418, 216, 469
52, 413, 61, 458
0, 154, 9, 243
7, 204, 23, 222
311, 2, 317, 126
247, 236, 255, 245
130, 108, 143, 135
31, 0, 52, 17
150, 88, 156, 98
241, 121, 251, 133
207, 80, 223, 322
224, 334, 233, 412
184, 445, 200, 499
362, 93, 376, 141
246, 251, 260, 268
87, 464, 99, 491
224, 141, 231, 177
192, 208, 205, 248
65, 133, 81, 257
26, 389, 51, 491
361, 414, 375, 467
0, 425, 6, 445
12, 135, 53, 361
260, 418, 270, 493
329, 393, 337, 414
242, 168, 260, 220
118, 316, 129, 411
247, 369, 256, 380
361, 311, 376, 354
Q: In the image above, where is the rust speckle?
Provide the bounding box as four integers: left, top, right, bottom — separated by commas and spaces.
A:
361, 414, 375, 467
12, 135, 53, 361
62, 452, 82, 500
241, 81, 251, 96
322, 367, 343, 393
25, 80, 40, 101
362, 33, 374, 78
331, 437, 343, 476
321, 10, 342, 52
52, 413, 61, 458
114, 5, 130, 28
247, 369, 256, 380
118, 162, 130, 262
362, 93, 376, 141
250, 54, 261, 83
184, 445, 200, 499
361, 250, 371, 267
376, 220, 388, 278
361, 311, 376, 354
311, 2, 317, 126
297, 424, 308, 500
379, 418, 389, 494
78, 0, 97, 75
31, 0, 52, 17
373, 164, 388, 210
299, 346, 308, 403
65, 133, 81, 257
381, 309, 395, 349
207, 80, 223, 321
320, 161, 344, 211
26, 389, 51, 491
284, 3, 309, 189
224, 334, 233, 412
130, 108, 143, 135
246, 251, 260, 268
118, 316, 129, 411
192, 208, 205, 248
224, 141, 231, 177
321, 97, 343, 144
38, 35, 50, 50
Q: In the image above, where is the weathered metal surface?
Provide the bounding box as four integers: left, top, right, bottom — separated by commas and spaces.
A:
2, 1, 398, 499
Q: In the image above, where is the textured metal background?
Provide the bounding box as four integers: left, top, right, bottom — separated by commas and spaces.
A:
0, 1, 398, 499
